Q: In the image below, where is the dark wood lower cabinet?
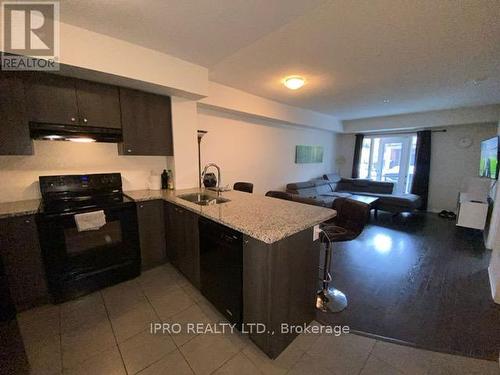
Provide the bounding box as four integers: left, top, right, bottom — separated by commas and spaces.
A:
164, 202, 200, 288
164, 201, 318, 358
243, 228, 319, 358
137, 200, 167, 270
0, 215, 49, 311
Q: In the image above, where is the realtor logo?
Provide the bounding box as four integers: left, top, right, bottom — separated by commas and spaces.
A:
1, 1, 60, 70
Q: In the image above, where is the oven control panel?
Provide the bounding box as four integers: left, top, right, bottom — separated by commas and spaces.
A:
39, 173, 122, 195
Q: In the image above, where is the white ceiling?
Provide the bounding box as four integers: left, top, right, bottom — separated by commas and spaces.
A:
60, 0, 500, 120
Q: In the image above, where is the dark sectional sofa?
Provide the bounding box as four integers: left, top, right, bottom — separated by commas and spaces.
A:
285, 173, 422, 215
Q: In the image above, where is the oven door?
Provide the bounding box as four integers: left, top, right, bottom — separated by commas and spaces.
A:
37, 203, 140, 302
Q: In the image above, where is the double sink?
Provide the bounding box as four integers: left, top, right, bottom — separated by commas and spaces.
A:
178, 193, 230, 206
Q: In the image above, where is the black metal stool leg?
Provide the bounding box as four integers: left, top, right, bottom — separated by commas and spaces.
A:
316, 239, 347, 313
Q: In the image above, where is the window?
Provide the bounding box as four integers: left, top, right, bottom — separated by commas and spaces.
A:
359, 134, 417, 194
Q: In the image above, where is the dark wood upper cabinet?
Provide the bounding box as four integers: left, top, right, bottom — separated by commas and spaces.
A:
137, 200, 167, 270
0, 72, 32, 155
25, 72, 121, 129
0, 215, 49, 311
1, 72, 175, 155
75, 80, 121, 129
118, 87, 174, 156
25, 73, 79, 126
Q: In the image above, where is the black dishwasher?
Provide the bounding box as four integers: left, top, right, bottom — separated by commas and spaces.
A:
199, 217, 243, 328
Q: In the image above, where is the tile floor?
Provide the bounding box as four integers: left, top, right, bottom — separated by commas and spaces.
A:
18, 264, 499, 375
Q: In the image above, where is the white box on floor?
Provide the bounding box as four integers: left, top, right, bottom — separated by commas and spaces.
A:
456, 193, 489, 230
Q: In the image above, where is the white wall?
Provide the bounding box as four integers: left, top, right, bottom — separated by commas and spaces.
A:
428, 123, 497, 212
199, 82, 342, 132
170, 97, 200, 189
0, 141, 169, 202
335, 123, 497, 212
197, 107, 336, 194
343, 104, 500, 133
59, 21, 208, 99
335, 133, 356, 177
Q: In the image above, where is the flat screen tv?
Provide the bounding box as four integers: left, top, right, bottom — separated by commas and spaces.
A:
479, 136, 499, 179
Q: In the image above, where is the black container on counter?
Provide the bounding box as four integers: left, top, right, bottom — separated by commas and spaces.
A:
161, 169, 169, 189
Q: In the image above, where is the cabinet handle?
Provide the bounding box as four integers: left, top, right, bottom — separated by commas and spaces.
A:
83, 118, 88, 123
25, 219, 30, 224
70, 117, 76, 122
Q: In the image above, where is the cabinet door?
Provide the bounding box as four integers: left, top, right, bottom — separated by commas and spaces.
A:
75, 80, 121, 129
0, 72, 32, 155
0, 215, 48, 311
118, 88, 173, 156
181, 209, 200, 288
164, 203, 200, 287
25, 72, 79, 125
164, 202, 179, 267
137, 200, 167, 270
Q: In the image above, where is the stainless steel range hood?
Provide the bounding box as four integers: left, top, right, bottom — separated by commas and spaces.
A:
29, 122, 122, 143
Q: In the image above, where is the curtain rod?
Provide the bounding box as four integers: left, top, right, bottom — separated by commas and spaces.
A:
359, 129, 447, 136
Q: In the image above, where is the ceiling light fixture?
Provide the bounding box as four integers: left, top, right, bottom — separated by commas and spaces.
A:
383, 99, 390, 103
68, 137, 96, 143
283, 76, 305, 90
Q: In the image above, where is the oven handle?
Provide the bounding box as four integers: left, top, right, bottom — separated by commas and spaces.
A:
38, 205, 133, 219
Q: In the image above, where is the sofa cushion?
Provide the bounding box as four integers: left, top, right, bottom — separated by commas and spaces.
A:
336, 191, 421, 208
336, 178, 394, 194
328, 182, 338, 191
378, 193, 421, 208
323, 173, 342, 183
290, 187, 317, 198
320, 192, 352, 198
286, 181, 316, 190
286, 179, 332, 198
353, 179, 370, 187
316, 183, 333, 195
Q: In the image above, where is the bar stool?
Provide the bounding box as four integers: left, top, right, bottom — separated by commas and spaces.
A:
316, 198, 370, 313
233, 182, 254, 193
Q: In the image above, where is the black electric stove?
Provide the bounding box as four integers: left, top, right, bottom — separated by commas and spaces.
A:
36, 173, 140, 303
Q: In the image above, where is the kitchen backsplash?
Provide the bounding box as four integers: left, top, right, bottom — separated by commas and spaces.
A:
0, 141, 172, 202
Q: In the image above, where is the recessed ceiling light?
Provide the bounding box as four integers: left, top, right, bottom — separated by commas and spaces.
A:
283, 76, 305, 90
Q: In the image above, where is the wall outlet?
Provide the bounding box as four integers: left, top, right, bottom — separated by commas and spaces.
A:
313, 225, 321, 241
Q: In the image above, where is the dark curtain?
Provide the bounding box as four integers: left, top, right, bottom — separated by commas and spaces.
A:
411, 130, 431, 210
351, 134, 364, 178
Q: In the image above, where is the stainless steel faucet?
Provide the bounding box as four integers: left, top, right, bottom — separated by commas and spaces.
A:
202, 163, 221, 196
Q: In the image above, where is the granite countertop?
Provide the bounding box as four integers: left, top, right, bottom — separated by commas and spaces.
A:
0, 199, 41, 219
125, 188, 336, 244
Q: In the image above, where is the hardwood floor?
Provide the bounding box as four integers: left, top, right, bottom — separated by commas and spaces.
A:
316, 211, 500, 361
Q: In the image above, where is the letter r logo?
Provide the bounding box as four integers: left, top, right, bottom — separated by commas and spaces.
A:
2, 1, 59, 56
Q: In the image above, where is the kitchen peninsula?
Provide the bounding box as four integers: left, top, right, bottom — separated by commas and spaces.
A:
127, 188, 336, 358
0, 187, 335, 358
